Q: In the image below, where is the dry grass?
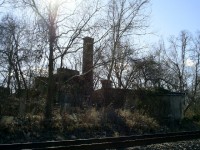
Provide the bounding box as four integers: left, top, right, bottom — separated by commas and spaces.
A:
118, 109, 159, 133
80, 108, 101, 127
0, 107, 160, 142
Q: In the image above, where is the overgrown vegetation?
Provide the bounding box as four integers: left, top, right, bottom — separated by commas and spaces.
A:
180, 102, 200, 131
0, 107, 160, 143
0, 0, 200, 145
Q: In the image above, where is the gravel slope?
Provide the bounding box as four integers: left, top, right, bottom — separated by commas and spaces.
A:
127, 139, 200, 150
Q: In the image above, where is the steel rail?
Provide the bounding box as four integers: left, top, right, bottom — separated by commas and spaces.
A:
0, 130, 200, 150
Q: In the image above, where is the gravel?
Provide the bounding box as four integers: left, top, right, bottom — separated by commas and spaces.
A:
127, 139, 200, 150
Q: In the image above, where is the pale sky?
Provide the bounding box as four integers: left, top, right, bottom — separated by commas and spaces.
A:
150, 0, 200, 41
1, 0, 199, 44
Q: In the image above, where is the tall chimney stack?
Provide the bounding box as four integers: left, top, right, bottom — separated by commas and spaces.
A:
82, 37, 94, 96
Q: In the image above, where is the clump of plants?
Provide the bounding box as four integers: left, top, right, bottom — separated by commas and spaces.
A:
0, 107, 161, 143
0, 114, 44, 143
118, 109, 160, 133
180, 104, 200, 131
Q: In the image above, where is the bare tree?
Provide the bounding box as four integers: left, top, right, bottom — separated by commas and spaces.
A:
152, 31, 200, 114
97, 0, 150, 88
0, 0, 5, 7
167, 31, 191, 92
11, 0, 102, 123
0, 14, 35, 95
159, 31, 192, 92
184, 31, 200, 114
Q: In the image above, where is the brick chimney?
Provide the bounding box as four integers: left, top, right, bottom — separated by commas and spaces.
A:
82, 37, 94, 96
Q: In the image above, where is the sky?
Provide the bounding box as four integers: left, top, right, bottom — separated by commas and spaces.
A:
150, 0, 200, 42
1, 0, 199, 46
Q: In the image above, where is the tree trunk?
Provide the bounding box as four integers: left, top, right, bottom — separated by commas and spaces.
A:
44, 20, 56, 125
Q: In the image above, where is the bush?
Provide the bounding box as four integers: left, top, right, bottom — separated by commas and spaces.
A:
0, 107, 161, 143
118, 109, 160, 133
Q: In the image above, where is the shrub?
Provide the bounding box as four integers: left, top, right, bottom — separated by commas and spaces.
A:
0, 107, 161, 143
118, 109, 160, 133
81, 108, 101, 127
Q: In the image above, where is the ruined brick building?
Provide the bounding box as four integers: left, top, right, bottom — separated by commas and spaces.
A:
34, 37, 94, 107
0, 36, 186, 122
33, 36, 185, 122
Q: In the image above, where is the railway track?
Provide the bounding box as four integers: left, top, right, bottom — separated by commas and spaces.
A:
1, 130, 200, 150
